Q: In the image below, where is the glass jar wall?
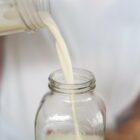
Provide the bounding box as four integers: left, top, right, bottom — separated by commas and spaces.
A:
35, 69, 106, 140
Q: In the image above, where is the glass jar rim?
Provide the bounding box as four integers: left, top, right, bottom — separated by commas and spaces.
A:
49, 68, 96, 93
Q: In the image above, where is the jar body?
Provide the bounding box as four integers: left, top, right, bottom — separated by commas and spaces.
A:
35, 90, 106, 140
0, 0, 49, 35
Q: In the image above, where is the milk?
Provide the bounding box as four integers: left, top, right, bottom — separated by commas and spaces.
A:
41, 12, 82, 140
46, 134, 103, 140
0, 7, 26, 33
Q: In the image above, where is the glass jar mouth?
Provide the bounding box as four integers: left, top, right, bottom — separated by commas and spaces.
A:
49, 68, 96, 93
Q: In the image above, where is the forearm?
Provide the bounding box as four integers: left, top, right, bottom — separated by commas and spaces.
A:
106, 96, 140, 140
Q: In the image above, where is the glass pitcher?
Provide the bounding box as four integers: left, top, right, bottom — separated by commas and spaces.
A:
0, 0, 50, 35
35, 69, 106, 140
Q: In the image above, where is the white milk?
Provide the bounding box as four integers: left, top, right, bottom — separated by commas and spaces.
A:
41, 13, 82, 140
0, 7, 26, 33
46, 134, 103, 140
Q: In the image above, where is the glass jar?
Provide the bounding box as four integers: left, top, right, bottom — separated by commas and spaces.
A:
0, 0, 50, 35
35, 69, 106, 140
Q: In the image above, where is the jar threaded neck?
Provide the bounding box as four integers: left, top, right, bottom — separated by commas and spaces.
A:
49, 69, 96, 94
